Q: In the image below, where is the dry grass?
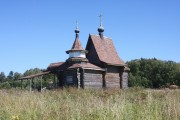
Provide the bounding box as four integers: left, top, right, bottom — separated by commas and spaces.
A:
0, 87, 180, 120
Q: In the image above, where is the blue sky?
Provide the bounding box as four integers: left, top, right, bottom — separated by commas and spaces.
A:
0, 0, 180, 75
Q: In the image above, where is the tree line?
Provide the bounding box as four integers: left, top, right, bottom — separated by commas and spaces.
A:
127, 58, 180, 88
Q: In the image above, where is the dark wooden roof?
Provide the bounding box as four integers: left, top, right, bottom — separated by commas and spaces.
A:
18, 71, 50, 80
71, 38, 84, 50
68, 63, 105, 71
47, 62, 64, 71
48, 61, 105, 71
86, 34, 125, 66
66, 38, 87, 54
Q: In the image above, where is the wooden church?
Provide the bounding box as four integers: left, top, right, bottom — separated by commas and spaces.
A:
46, 20, 129, 89
19, 18, 129, 89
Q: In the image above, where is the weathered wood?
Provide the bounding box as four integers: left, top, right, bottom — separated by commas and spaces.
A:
40, 76, 42, 92
83, 77, 102, 80
84, 82, 102, 86
77, 70, 81, 88
30, 79, 32, 93
121, 72, 128, 88
84, 72, 102, 88
21, 80, 22, 89
105, 73, 120, 88
102, 72, 106, 88
84, 69, 102, 74
107, 66, 120, 73
80, 68, 85, 88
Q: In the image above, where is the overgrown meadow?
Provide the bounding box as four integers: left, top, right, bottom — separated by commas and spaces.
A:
0, 88, 179, 120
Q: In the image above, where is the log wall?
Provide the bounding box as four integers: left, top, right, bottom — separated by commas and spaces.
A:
105, 73, 120, 88
56, 65, 128, 89
83, 70, 103, 89
105, 66, 121, 88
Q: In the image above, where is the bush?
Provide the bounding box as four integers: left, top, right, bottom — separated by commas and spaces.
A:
0, 82, 11, 89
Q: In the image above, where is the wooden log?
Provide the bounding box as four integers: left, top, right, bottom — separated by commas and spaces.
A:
21, 80, 22, 89
105, 73, 120, 88
103, 72, 106, 88
40, 76, 42, 92
30, 79, 32, 93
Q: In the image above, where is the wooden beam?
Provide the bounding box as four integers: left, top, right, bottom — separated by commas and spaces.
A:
34, 78, 36, 90
102, 71, 106, 88
54, 74, 56, 88
32, 78, 34, 90
40, 76, 42, 92
18, 71, 50, 80
80, 68, 84, 89
21, 80, 22, 89
30, 79, 32, 93
77, 69, 80, 88
119, 70, 123, 89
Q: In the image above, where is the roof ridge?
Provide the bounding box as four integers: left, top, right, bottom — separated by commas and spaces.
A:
89, 34, 112, 39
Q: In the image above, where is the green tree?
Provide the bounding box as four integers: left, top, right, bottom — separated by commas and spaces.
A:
127, 58, 180, 88
7, 71, 14, 80
23, 68, 41, 76
14, 72, 22, 80
0, 72, 6, 82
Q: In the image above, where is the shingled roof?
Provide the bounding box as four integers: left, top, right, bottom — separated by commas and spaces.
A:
19, 71, 50, 80
71, 38, 84, 50
86, 34, 125, 66
66, 38, 85, 54
68, 63, 105, 71
47, 61, 104, 71
47, 62, 64, 71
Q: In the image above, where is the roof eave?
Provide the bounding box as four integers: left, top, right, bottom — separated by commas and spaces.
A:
18, 71, 51, 80
104, 62, 126, 66
67, 66, 105, 71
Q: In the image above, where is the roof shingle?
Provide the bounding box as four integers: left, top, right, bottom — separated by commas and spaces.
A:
66, 37, 88, 54
68, 63, 104, 71
47, 62, 64, 71
88, 35, 125, 66
71, 38, 84, 50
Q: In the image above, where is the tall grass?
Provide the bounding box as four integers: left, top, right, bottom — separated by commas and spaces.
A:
0, 88, 179, 120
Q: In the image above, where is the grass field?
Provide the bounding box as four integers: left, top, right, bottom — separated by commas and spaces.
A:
0, 88, 179, 120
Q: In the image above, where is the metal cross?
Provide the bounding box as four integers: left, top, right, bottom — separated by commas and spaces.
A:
99, 14, 103, 27
76, 20, 78, 29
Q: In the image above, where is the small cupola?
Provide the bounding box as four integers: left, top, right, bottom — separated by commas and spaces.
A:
66, 21, 88, 59
98, 14, 104, 39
